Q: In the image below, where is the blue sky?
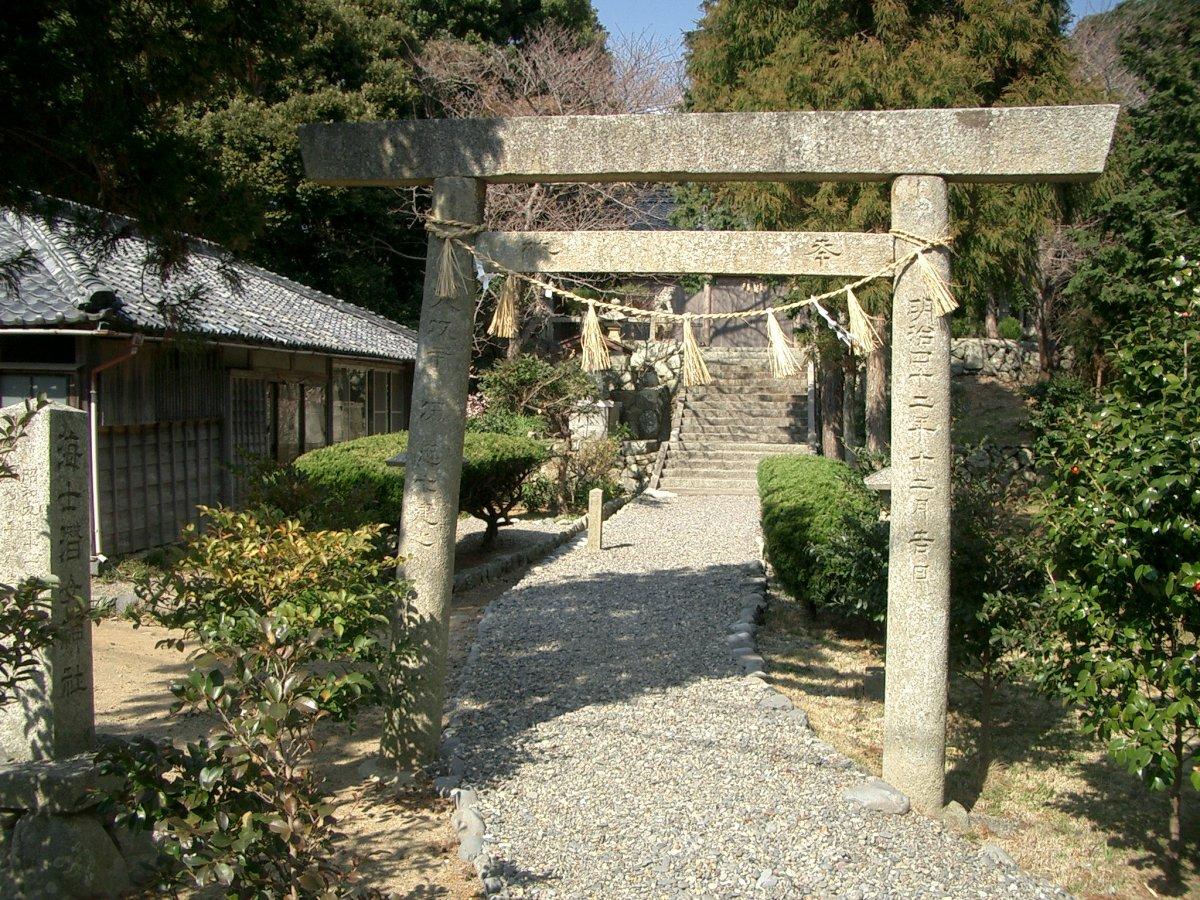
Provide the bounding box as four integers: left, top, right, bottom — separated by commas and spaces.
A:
593, 0, 1124, 62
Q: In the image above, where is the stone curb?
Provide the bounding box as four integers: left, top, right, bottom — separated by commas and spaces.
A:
439, 492, 642, 897
727, 557, 811, 724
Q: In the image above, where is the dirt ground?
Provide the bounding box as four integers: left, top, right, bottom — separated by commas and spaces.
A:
759, 597, 1200, 899
92, 559, 534, 897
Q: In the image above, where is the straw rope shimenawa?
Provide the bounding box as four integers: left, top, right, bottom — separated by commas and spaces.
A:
424, 216, 955, 385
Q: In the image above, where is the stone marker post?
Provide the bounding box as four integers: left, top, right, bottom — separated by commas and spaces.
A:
882, 176, 952, 814
386, 177, 484, 769
587, 488, 604, 552
0, 403, 95, 761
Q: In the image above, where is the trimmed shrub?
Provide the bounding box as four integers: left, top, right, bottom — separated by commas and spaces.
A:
295, 431, 548, 543
758, 455, 887, 618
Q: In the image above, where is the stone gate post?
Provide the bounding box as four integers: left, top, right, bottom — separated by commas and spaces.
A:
882, 176, 952, 814
0, 402, 95, 761
385, 177, 485, 768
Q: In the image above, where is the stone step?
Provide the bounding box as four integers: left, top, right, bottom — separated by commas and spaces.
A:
671, 439, 813, 452
661, 464, 760, 480
684, 387, 808, 402
679, 424, 808, 439
694, 376, 809, 389
686, 415, 806, 429
686, 400, 806, 415
656, 477, 760, 496
667, 445, 812, 462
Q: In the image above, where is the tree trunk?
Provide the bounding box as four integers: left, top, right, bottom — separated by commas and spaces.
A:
865, 336, 889, 455
985, 294, 1000, 339
1168, 724, 1184, 880
482, 516, 500, 549
842, 356, 859, 452
820, 352, 845, 461
977, 673, 995, 784
1035, 284, 1057, 378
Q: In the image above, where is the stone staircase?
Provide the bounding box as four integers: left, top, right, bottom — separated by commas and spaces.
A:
656, 349, 814, 496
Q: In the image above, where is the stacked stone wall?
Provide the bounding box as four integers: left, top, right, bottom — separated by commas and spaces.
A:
950, 338, 1054, 382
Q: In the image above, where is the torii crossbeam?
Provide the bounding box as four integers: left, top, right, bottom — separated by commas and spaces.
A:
300, 105, 1118, 814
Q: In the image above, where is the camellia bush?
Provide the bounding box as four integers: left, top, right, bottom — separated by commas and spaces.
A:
758, 454, 886, 618
99, 507, 407, 894
1029, 254, 1199, 868
295, 430, 548, 545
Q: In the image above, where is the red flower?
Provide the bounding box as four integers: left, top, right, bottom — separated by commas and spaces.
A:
1070, 465, 1081, 476
1193, 579, 1200, 596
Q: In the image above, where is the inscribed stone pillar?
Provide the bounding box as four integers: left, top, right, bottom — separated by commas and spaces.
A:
882, 176, 952, 814
386, 177, 484, 768
0, 402, 95, 761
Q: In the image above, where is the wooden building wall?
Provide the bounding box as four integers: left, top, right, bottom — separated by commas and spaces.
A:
92, 339, 413, 555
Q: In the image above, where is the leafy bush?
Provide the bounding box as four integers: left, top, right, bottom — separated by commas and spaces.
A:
544, 437, 623, 514
295, 431, 548, 544
1025, 374, 1092, 439
997, 315, 1023, 340
466, 405, 546, 437
478, 354, 596, 436
1027, 254, 1200, 865
100, 508, 406, 894
949, 448, 1042, 776
758, 455, 886, 618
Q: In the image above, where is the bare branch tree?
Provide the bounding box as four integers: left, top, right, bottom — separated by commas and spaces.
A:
407, 25, 682, 357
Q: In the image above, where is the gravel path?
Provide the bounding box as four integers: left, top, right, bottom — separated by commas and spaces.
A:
449, 494, 1067, 899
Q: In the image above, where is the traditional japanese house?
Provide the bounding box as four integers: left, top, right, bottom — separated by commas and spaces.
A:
0, 203, 417, 557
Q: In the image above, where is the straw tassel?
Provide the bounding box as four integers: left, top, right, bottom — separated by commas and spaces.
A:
435, 237, 461, 299
846, 287, 882, 353
766, 311, 801, 378
581, 302, 610, 373
488, 276, 519, 338
681, 316, 711, 387
917, 251, 958, 317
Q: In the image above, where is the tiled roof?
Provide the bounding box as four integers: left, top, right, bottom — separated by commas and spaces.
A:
0, 203, 417, 361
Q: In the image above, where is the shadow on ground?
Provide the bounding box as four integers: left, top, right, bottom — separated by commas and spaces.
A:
760, 595, 1200, 897
449, 560, 751, 788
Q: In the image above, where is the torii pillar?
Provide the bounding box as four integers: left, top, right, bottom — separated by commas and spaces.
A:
299, 106, 1118, 792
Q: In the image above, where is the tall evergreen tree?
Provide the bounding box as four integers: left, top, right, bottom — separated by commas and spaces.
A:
680, 0, 1086, 452
0, 1, 601, 324
1063, 0, 1200, 381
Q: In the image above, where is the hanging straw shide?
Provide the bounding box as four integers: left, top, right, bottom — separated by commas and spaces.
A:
681, 316, 711, 386
846, 286, 882, 353
580, 301, 610, 373
916, 251, 958, 317
766, 311, 801, 378
488, 276, 519, 338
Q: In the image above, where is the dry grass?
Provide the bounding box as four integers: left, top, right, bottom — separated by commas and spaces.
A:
759, 598, 1200, 899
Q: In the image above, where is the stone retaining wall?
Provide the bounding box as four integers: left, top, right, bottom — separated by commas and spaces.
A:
0, 753, 157, 897
950, 338, 1046, 382
601, 342, 683, 441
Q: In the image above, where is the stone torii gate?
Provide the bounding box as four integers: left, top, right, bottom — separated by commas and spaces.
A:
300, 105, 1117, 814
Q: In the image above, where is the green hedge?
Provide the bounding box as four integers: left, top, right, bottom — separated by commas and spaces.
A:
758, 455, 887, 618
294, 431, 548, 540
